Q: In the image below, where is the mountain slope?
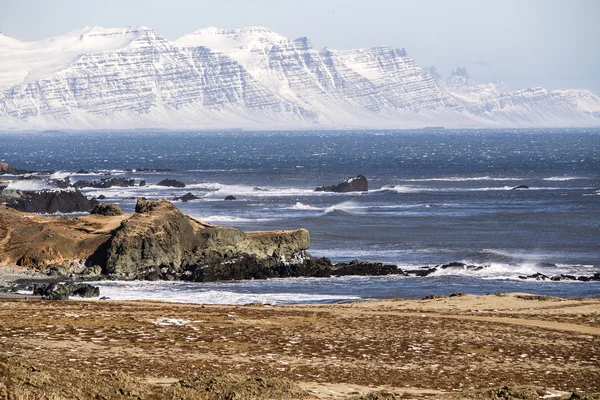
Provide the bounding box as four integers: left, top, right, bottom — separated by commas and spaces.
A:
1, 26, 599, 130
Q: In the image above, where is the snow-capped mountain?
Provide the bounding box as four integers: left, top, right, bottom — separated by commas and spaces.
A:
0, 26, 599, 130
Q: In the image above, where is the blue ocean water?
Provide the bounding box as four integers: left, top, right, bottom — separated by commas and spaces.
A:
2, 128, 599, 302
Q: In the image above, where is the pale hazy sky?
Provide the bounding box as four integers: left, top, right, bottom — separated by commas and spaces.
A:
1, 0, 599, 94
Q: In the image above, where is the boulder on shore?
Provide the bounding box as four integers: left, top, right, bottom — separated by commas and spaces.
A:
6, 190, 98, 213
224, 195, 237, 200
33, 283, 100, 300
315, 175, 368, 192
157, 179, 186, 188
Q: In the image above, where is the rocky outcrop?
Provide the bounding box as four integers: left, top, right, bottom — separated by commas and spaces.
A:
315, 175, 368, 193
32, 283, 100, 300
90, 203, 123, 216
104, 199, 310, 277
0, 162, 19, 174
224, 195, 236, 200
74, 177, 135, 189
157, 179, 186, 188
174, 192, 199, 202
6, 190, 98, 213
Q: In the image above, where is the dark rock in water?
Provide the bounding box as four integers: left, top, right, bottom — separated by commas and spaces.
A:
315, 175, 368, 193
577, 276, 590, 282
422, 294, 446, 300
224, 195, 236, 200
518, 272, 550, 280
550, 274, 577, 281
406, 267, 437, 277
33, 283, 100, 299
50, 177, 71, 189
174, 192, 199, 202
440, 262, 484, 271
332, 260, 403, 276
157, 179, 186, 188
74, 177, 135, 189
97, 195, 106, 200
91, 203, 123, 216
7, 190, 98, 213
139, 180, 146, 187
511, 185, 530, 190
76, 169, 89, 174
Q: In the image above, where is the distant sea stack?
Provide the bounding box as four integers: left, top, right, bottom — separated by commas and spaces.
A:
315, 175, 368, 193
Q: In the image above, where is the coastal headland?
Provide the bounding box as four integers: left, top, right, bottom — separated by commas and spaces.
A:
1, 293, 599, 399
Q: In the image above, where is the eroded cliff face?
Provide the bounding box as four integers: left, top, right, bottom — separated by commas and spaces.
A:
0, 199, 310, 278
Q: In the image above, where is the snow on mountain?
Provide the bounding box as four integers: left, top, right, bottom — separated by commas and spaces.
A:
0, 26, 599, 130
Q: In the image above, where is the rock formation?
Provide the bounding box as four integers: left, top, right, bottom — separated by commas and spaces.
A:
0, 199, 310, 279
6, 190, 98, 213
74, 177, 135, 189
315, 175, 368, 192
157, 179, 186, 188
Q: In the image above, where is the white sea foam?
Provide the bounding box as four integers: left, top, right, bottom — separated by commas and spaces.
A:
543, 176, 584, 181
90, 281, 360, 305
291, 202, 322, 211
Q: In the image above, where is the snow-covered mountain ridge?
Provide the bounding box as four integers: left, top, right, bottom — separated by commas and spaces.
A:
1, 26, 599, 130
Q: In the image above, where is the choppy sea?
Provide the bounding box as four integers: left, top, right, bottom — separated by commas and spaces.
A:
2, 128, 599, 303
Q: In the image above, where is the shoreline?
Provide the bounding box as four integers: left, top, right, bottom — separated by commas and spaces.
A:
1, 293, 598, 398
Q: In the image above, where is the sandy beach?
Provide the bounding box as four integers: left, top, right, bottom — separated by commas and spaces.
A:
1, 292, 599, 399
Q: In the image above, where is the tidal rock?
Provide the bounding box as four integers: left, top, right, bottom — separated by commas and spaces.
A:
511, 185, 530, 190
224, 195, 237, 200
33, 283, 100, 299
90, 203, 123, 216
550, 274, 577, 281
174, 192, 199, 202
157, 179, 186, 188
332, 260, 403, 276
6, 190, 98, 213
50, 177, 71, 189
74, 177, 135, 189
405, 267, 438, 277
315, 175, 368, 193
518, 272, 550, 280
139, 180, 146, 187
97, 195, 106, 200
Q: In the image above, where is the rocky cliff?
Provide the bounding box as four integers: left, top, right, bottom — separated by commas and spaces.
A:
0, 199, 310, 278
1, 26, 599, 129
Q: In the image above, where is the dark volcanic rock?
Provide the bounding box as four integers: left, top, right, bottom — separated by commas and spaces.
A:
174, 192, 199, 202
511, 185, 530, 190
157, 179, 186, 188
139, 180, 146, 187
7, 190, 98, 213
315, 175, 368, 193
90, 203, 123, 216
224, 195, 237, 200
332, 260, 403, 276
33, 283, 100, 299
405, 267, 438, 277
50, 177, 71, 189
518, 272, 550, 280
74, 177, 135, 189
